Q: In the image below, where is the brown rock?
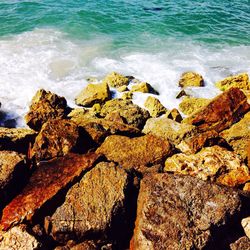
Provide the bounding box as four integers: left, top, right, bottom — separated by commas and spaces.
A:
0, 153, 100, 231
96, 134, 172, 172
102, 72, 129, 88
31, 119, 79, 161
131, 82, 158, 94
131, 174, 241, 250
48, 162, 128, 244
183, 88, 250, 133
178, 71, 204, 88
75, 82, 110, 107
230, 236, 250, 250
144, 96, 168, 118
164, 146, 250, 187
25, 89, 68, 131
165, 108, 183, 122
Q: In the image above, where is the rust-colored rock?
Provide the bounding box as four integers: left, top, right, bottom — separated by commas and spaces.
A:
25, 89, 68, 131
230, 236, 250, 250
96, 134, 172, 172
183, 88, 250, 133
31, 119, 79, 161
131, 174, 241, 250
0, 152, 100, 231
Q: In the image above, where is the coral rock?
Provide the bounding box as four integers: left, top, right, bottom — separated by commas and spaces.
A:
178, 71, 204, 87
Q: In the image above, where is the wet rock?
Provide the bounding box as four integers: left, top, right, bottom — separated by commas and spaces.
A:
131, 82, 158, 94
216, 73, 249, 91
31, 119, 79, 161
230, 236, 250, 250
0, 224, 42, 250
100, 99, 150, 129
131, 173, 241, 250
75, 82, 110, 107
102, 72, 129, 88
242, 217, 250, 239
179, 96, 210, 115
178, 71, 204, 88
0, 153, 100, 231
142, 116, 197, 145
144, 96, 168, 117
164, 146, 250, 187
0, 127, 36, 153
25, 89, 68, 131
96, 134, 172, 172
165, 108, 183, 122
220, 112, 250, 160
183, 88, 250, 133
48, 162, 128, 244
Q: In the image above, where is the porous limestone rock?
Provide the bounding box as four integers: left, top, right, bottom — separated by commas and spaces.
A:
178, 71, 204, 88
102, 72, 129, 88
144, 96, 168, 117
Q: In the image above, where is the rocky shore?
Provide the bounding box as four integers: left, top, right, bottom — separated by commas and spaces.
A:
0, 71, 249, 249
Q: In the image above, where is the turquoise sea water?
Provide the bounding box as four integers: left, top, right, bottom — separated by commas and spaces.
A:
0, 0, 249, 126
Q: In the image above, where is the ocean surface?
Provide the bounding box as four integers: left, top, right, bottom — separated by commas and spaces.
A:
0, 0, 250, 126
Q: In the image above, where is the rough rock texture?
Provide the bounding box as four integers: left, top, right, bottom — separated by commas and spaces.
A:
178, 72, 204, 88
216, 73, 249, 91
165, 108, 183, 122
144, 96, 168, 117
220, 112, 250, 160
25, 89, 68, 131
48, 162, 128, 244
0, 225, 42, 250
176, 89, 188, 99
183, 88, 250, 133
230, 236, 250, 250
241, 217, 250, 239
179, 96, 210, 115
164, 146, 250, 187
0, 153, 100, 231
131, 82, 158, 94
0, 128, 36, 153
142, 116, 197, 144
31, 119, 79, 161
131, 174, 241, 250
121, 91, 133, 100
117, 85, 128, 92
75, 82, 110, 107
100, 99, 150, 129
96, 134, 172, 172
102, 72, 129, 88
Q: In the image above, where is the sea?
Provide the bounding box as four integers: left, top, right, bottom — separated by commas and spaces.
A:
0, 0, 250, 126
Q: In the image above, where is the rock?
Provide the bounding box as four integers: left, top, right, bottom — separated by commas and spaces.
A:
121, 91, 133, 100
176, 89, 188, 99
178, 72, 204, 88
102, 72, 129, 88
216, 73, 249, 91
0, 127, 36, 153
96, 134, 172, 172
248, 142, 250, 167
243, 182, 250, 192
165, 108, 183, 122
100, 99, 150, 129
164, 146, 250, 187
179, 96, 210, 115
144, 96, 168, 117
48, 162, 128, 244
0, 152, 100, 231
230, 236, 250, 250
242, 217, 250, 239
117, 85, 128, 92
142, 116, 197, 144
0, 224, 42, 250
131, 82, 158, 94
70, 241, 97, 250
25, 89, 68, 131
75, 82, 110, 107
220, 112, 250, 160
183, 88, 250, 133
130, 174, 241, 250
31, 119, 79, 161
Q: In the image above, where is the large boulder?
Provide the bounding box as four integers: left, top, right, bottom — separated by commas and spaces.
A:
183, 87, 250, 133
130, 174, 241, 250
0, 127, 36, 154
102, 72, 129, 88
164, 146, 250, 187
31, 119, 79, 161
220, 112, 250, 160
216, 73, 249, 91
0, 153, 100, 231
100, 99, 150, 129
48, 162, 129, 244
230, 237, 250, 250
144, 96, 168, 117
75, 82, 110, 107
25, 89, 68, 131
96, 134, 172, 173
178, 71, 204, 88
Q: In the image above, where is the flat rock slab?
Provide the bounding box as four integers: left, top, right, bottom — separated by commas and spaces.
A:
0, 153, 100, 231
131, 173, 241, 250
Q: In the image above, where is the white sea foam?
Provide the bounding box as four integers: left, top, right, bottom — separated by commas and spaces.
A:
0, 28, 249, 127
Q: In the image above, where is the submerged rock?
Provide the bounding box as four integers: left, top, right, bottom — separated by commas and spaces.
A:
131, 174, 241, 250
144, 96, 168, 117
25, 89, 68, 131
178, 71, 204, 88
102, 72, 129, 88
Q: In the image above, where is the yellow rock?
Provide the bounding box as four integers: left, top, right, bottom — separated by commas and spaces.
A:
131, 82, 158, 94
165, 108, 183, 122
102, 72, 129, 88
117, 85, 128, 92
179, 72, 204, 88
216, 73, 249, 91
144, 96, 168, 117
121, 91, 133, 100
